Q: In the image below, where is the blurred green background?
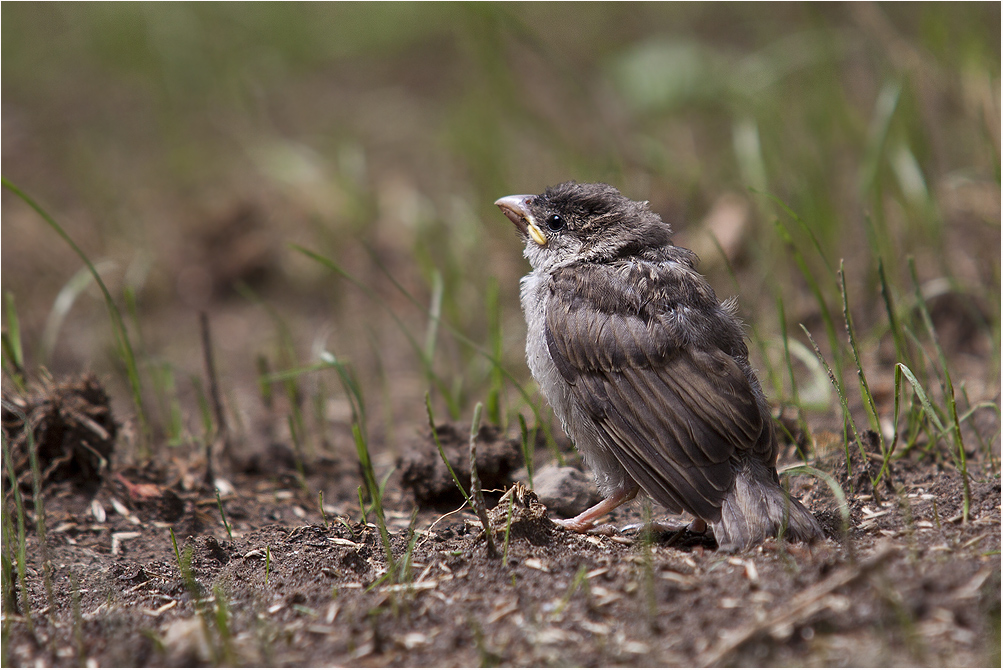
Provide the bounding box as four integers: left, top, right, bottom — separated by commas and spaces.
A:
2, 2, 999, 455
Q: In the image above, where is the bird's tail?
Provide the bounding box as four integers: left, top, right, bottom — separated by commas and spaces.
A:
713, 460, 824, 552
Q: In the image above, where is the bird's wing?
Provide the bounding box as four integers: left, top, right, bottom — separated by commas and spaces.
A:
544, 262, 765, 520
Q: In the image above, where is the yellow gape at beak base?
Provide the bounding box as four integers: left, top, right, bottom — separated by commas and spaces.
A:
527, 222, 547, 246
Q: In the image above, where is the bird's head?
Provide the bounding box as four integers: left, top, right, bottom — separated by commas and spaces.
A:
495, 181, 672, 270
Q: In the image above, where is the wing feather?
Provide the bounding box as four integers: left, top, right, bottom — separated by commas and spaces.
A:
545, 261, 766, 520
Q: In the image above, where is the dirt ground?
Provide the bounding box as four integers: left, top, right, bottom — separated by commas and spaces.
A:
2, 370, 1000, 667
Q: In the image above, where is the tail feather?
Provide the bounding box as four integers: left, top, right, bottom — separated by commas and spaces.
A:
712, 461, 823, 552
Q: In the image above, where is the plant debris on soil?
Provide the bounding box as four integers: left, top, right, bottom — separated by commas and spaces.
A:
3, 373, 116, 492
399, 423, 524, 509
2, 373, 999, 667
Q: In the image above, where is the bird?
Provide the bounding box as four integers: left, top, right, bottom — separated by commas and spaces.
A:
495, 181, 823, 551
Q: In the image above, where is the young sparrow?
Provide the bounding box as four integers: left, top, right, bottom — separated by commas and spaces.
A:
496, 181, 823, 551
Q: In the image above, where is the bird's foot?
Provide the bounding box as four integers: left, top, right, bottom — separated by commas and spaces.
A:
553, 518, 621, 536
553, 516, 599, 533
552, 485, 641, 533
619, 518, 708, 536
586, 524, 622, 537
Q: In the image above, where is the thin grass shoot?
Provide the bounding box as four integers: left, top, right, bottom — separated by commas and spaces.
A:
468, 402, 497, 558
216, 489, 234, 541
908, 258, 971, 521
800, 324, 873, 496
501, 489, 516, 564
2, 429, 33, 634
424, 392, 470, 502
2, 179, 151, 456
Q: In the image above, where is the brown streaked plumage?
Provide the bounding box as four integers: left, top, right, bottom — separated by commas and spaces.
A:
496, 181, 823, 551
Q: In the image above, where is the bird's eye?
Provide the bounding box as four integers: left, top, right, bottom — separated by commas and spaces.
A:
546, 214, 565, 231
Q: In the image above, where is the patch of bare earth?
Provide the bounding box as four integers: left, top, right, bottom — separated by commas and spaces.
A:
2, 375, 1000, 667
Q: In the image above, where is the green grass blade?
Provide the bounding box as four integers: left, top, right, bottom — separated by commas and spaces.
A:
468, 402, 498, 558
424, 392, 470, 503
907, 259, 971, 520
215, 489, 233, 541
151, 362, 184, 447
501, 490, 516, 564
321, 350, 366, 426
839, 262, 884, 448
877, 258, 910, 366
2, 179, 150, 455
398, 508, 421, 584
169, 528, 181, 567
353, 422, 395, 574
24, 414, 55, 611
896, 363, 946, 434
2, 292, 26, 391
887, 362, 903, 459
3, 292, 23, 371
801, 324, 870, 490
776, 294, 809, 454
1, 425, 33, 632
318, 491, 329, 528
424, 268, 444, 365
897, 360, 970, 520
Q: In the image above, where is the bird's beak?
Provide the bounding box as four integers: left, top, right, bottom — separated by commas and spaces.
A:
494, 195, 547, 246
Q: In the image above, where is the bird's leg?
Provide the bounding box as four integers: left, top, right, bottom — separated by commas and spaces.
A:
554, 485, 640, 532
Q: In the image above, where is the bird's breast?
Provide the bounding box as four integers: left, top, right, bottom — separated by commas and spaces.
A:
520, 269, 633, 494
520, 271, 570, 412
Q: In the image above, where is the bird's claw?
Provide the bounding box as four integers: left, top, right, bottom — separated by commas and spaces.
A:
618, 519, 708, 536
584, 523, 621, 537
